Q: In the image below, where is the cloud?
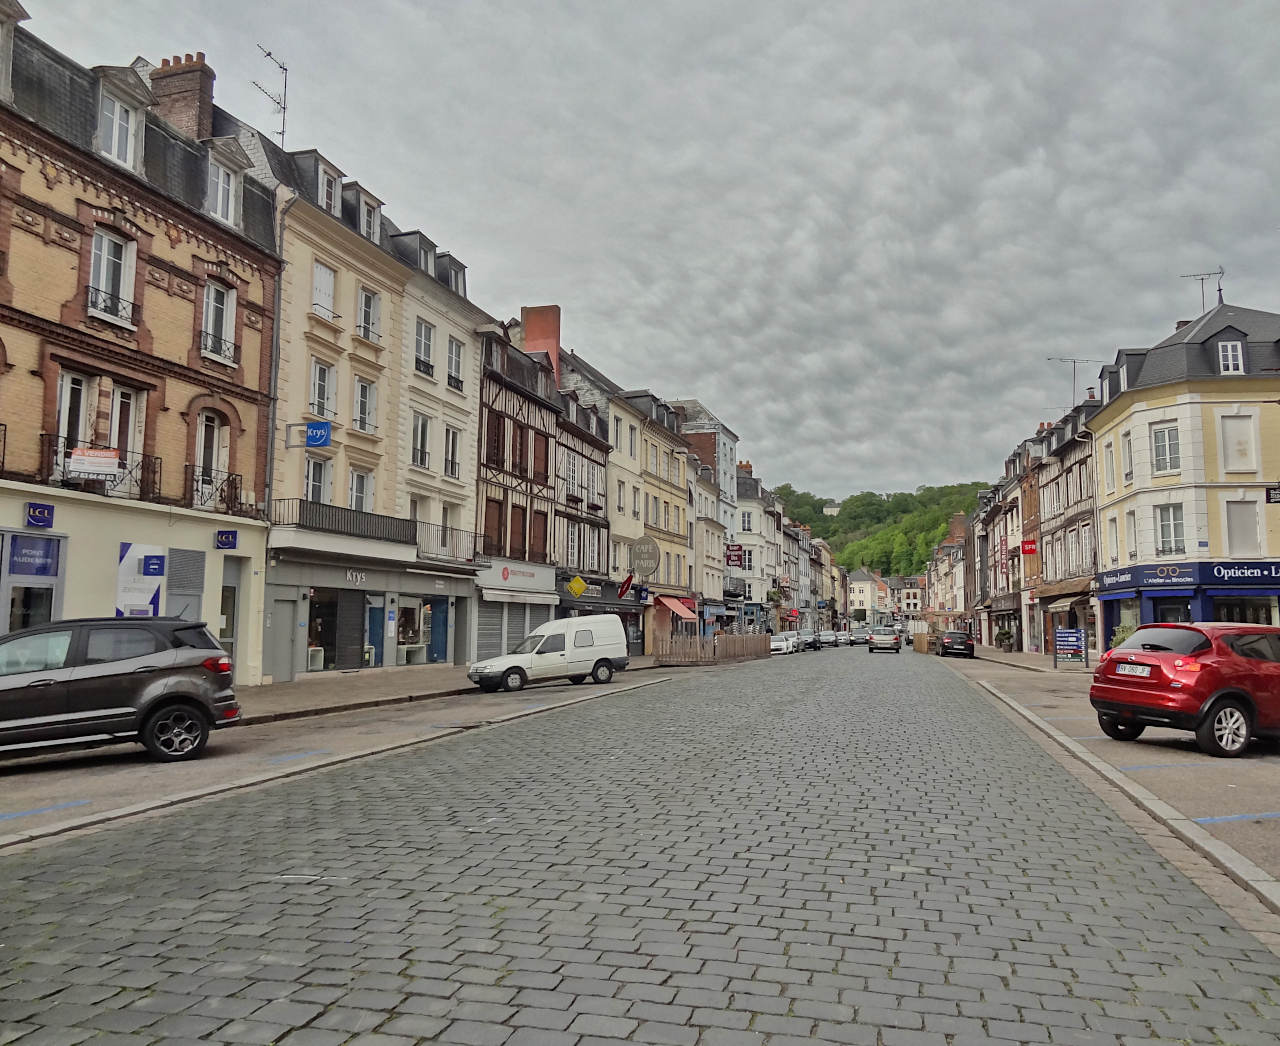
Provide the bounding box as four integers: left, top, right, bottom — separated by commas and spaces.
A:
39, 0, 1280, 498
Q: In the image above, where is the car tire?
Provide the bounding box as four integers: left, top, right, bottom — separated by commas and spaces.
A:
591, 661, 614, 684
503, 667, 527, 692
568, 675, 587, 685
1097, 715, 1146, 742
141, 702, 210, 762
1197, 698, 1252, 758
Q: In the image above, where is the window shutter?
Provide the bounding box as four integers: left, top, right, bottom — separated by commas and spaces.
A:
323, 462, 333, 504
313, 262, 334, 314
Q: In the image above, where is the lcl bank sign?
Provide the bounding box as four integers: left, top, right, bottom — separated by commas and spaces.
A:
1098, 561, 1280, 590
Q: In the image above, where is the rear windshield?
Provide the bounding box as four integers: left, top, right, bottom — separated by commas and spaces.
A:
944, 632, 970, 639
872, 627, 896, 635
171, 625, 221, 650
1115, 627, 1211, 655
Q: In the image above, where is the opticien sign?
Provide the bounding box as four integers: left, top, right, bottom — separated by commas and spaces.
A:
1096, 560, 1280, 590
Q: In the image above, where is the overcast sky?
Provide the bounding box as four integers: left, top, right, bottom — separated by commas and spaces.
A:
36, 1, 1280, 498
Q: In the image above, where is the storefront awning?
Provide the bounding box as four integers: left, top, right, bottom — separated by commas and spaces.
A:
481, 588, 560, 605
657, 595, 697, 621
1046, 598, 1078, 614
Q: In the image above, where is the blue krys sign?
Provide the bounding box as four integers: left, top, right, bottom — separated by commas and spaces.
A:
25, 502, 54, 528
305, 421, 332, 448
214, 530, 238, 550
1097, 560, 1280, 591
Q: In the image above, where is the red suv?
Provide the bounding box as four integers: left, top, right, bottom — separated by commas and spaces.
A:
1090, 623, 1280, 757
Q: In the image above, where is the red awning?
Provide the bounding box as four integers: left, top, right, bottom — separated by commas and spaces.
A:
657, 595, 697, 621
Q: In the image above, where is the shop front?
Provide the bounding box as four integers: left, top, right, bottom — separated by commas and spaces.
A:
473, 559, 559, 661
991, 592, 1022, 650
1097, 560, 1280, 646
264, 551, 476, 682
555, 573, 645, 655
700, 600, 727, 638
1037, 578, 1096, 654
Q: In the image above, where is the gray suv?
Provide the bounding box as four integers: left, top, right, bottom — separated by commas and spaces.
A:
0, 618, 240, 762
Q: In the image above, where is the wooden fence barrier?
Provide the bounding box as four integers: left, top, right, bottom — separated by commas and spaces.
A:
653, 634, 771, 666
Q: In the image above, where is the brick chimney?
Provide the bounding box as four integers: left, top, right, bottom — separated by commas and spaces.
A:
520, 305, 561, 384
738, 460, 752, 475
1175, 320, 1191, 331
149, 52, 215, 142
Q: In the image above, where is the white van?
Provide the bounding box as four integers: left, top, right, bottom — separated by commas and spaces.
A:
467, 614, 630, 692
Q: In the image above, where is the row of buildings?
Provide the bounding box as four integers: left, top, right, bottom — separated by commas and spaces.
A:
924, 300, 1280, 653
0, 12, 855, 685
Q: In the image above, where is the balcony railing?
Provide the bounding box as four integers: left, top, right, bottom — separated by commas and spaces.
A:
1155, 544, 1186, 557
273, 498, 417, 544
444, 459, 460, 479
0, 422, 6, 475
39, 434, 161, 501
87, 285, 137, 325
356, 323, 381, 344
447, 374, 464, 391
414, 357, 434, 377
185, 465, 248, 516
416, 522, 489, 566
200, 331, 238, 364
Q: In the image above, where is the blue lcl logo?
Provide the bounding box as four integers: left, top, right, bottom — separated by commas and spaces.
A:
215, 530, 238, 550
305, 422, 332, 448
25, 502, 54, 528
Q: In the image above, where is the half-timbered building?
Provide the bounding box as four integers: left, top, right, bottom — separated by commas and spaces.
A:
553, 391, 610, 611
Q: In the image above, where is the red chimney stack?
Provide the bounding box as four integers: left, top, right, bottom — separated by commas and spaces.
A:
150, 51, 215, 141
520, 305, 561, 384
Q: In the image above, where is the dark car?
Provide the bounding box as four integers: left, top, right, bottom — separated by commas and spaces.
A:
0, 618, 239, 762
940, 631, 975, 658
798, 628, 820, 651
849, 628, 870, 645
818, 630, 838, 648
1089, 623, 1280, 758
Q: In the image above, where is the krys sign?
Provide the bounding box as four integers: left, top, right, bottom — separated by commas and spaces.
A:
1097, 560, 1280, 591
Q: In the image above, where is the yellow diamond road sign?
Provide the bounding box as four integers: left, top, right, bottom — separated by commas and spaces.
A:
566, 575, 588, 599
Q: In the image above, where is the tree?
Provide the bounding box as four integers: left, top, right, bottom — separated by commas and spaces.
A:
890, 533, 912, 575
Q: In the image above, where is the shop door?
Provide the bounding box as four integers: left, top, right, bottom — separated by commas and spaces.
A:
334, 590, 365, 669
367, 603, 384, 667
429, 598, 449, 662
271, 600, 296, 683
477, 599, 503, 660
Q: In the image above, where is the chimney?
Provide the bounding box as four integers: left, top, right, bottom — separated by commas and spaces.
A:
150, 52, 215, 141
1175, 320, 1191, 331
1086, 386, 1096, 400
520, 305, 561, 384
739, 460, 752, 475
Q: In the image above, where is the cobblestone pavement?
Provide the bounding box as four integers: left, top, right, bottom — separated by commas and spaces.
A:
3, 648, 1280, 1045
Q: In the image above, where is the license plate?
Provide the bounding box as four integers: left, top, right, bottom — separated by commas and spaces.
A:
1115, 663, 1151, 677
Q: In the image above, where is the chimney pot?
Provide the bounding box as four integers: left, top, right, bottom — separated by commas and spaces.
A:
160, 58, 170, 68
1175, 319, 1191, 331
185, 53, 194, 63
196, 51, 205, 62
150, 52, 217, 140
1087, 386, 1096, 399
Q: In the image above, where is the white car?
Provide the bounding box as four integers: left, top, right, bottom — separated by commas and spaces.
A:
468, 614, 629, 692
770, 633, 790, 655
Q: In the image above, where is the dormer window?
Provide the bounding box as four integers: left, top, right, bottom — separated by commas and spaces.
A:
207, 160, 234, 224
361, 199, 379, 240
419, 246, 432, 273
1218, 340, 1244, 375
98, 91, 137, 168
320, 169, 340, 216
204, 138, 251, 228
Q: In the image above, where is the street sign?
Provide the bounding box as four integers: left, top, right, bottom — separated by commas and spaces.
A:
618, 573, 634, 599
632, 536, 661, 578
1054, 627, 1087, 668
566, 575, 588, 599
1267, 486, 1280, 505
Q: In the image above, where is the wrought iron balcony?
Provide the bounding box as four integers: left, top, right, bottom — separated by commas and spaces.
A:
86, 285, 137, 325
444, 459, 460, 479
39, 434, 161, 502
414, 357, 434, 377
356, 323, 381, 344
185, 465, 250, 516
272, 498, 417, 544
448, 374, 464, 391
200, 331, 238, 364
416, 522, 489, 566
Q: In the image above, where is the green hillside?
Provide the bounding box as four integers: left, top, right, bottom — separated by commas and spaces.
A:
770, 482, 990, 577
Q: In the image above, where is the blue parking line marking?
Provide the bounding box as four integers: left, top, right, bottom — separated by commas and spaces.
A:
1194, 811, 1280, 825
0, 800, 91, 821
265, 750, 330, 765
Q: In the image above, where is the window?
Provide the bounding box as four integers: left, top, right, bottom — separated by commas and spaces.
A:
414, 318, 434, 376
533, 433, 549, 483
98, 91, 135, 167
665, 552, 671, 585
201, 282, 235, 362
361, 199, 379, 239
617, 480, 625, 512
566, 451, 579, 497
1103, 442, 1115, 491
483, 498, 504, 556
89, 227, 134, 323
485, 411, 504, 465
348, 469, 373, 512
194, 409, 228, 488
612, 541, 620, 572
320, 169, 340, 215
312, 262, 337, 321
574, 629, 595, 648
1121, 432, 1132, 482
85, 626, 160, 664
742, 511, 753, 532
444, 426, 461, 479
0, 628, 72, 676
1107, 516, 1119, 563
511, 423, 528, 475
1081, 523, 1093, 571
304, 456, 332, 503
567, 522, 579, 567
447, 337, 464, 391
1226, 501, 1261, 557
744, 549, 754, 572
613, 417, 622, 449
531, 510, 548, 561
1155, 504, 1184, 555
1125, 511, 1137, 559
632, 487, 640, 518
745, 583, 753, 602
1218, 340, 1244, 375
509, 505, 527, 558
649, 444, 658, 473
309, 359, 335, 417
411, 413, 430, 469
1151, 424, 1180, 473
352, 378, 377, 432
357, 288, 380, 342
1220, 415, 1256, 472
538, 633, 565, 654
207, 160, 234, 223
629, 425, 637, 457
663, 452, 670, 481
663, 501, 670, 531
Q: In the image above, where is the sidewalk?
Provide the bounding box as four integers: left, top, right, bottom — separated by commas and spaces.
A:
236, 655, 659, 723
972, 642, 1094, 674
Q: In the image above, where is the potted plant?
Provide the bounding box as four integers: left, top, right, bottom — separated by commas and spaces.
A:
994, 628, 1014, 653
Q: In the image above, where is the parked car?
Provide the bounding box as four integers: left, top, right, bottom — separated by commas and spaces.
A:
940, 631, 976, 658
0, 617, 238, 762
1089, 623, 1280, 757
867, 626, 902, 654
798, 628, 820, 651
782, 631, 801, 653
849, 628, 870, 645
819, 630, 838, 648
770, 633, 791, 656
835, 631, 851, 646
468, 614, 629, 692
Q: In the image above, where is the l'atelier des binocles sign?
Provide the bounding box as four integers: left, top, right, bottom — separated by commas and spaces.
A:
1098, 560, 1280, 590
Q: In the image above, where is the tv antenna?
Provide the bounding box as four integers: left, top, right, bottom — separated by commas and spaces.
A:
1180, 266, 1224, 314
1046, 356, 1108, 406
251, 44, 288, 148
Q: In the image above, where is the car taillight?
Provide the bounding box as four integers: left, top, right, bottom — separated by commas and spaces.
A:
202, 655, 232, 675
1172, 657, 1203, 672
1099, 649, 1114, 664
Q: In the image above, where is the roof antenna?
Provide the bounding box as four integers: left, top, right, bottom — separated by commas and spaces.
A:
1180, 266, 1224, 314
251, 44, 287, 148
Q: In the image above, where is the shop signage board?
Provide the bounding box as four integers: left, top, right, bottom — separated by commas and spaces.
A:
566, 575, 588, 599
1054, 627, 1087, 668
9, 535, 59, 576
725, 544, 744, 568
25, 503, 54, 528
1266, 486, 1280, 505
632, 537, 661, 578
1021, 540, 1037, 555
215, 530, 238, 550
305, 422, 332, 447
1097, 560, 1280, 590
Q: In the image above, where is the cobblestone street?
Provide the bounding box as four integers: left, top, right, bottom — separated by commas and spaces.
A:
3, 649, 1280, 1045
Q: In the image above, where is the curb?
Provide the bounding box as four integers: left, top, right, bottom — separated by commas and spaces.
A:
239, 663, 665, 725
974, 677, 1280, 917
0, 676, 670, 852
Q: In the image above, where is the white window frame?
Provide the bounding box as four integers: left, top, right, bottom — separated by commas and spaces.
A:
309, 358, 336, 418
447, 337, 464, 387
201, 281, 236, 362
617, 480, 625, 512
361, 199, 379, 240
312, 261, 337, 321
1155, 504, 1184, 555
629, 425, 637, 457
348, 468, 373, 513
1121, 432, 1132, 482
98, 89, 138, 169
89, 227, 137, 327
194, 409, 229, 485
567, 521, 579, 567
207, 159, 236, 225
356, 287, 381, 343
742, 511, 753, 532
1151, 424, 1180, 474
304, 456, 333, 504
1219, 412, 1258, 474
411, 411, 431, 469
444, 426, 461, 479
352, 377, 377, 433
1218, 340, 1244, 375
320, 169, 340, 216
414, 318, 434, 376
1103, 441, 1115, 492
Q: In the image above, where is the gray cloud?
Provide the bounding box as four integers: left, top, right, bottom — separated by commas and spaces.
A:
39, 0, 1280, 496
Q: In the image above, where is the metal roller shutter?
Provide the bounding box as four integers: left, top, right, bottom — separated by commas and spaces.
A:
507, 603, 529, 653
477, 599, 504, 660
335, 590, 365, 670
527, 602, 552, 633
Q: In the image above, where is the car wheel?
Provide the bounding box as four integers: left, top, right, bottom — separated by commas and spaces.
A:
1098, 715, 1146, 742
141, 702, 210, 761
591, 661, 614, 684
568, 675, 587, 685
1197, 698, 1252, 758
503, 667, 527, 692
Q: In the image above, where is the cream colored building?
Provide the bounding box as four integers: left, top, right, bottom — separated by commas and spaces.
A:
691, 457, 726, 634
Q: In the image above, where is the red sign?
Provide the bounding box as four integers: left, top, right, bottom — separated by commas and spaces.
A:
618, 574, 634, 599
725, 544, 744, 568
789, 609, 799, 618
679, 597, 697, 610
1021, 540, 1037, 555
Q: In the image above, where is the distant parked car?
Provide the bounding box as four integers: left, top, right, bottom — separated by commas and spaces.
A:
1090, 623, 1280, 757
0, 617, 238, 762
940, 631, 976, 658
798, 628, 820, 651
867, 627, 902, 654
819, 630, 838, 648
770, 634, 791, 656
849, 628, 870, 645
835, 631, 851, 646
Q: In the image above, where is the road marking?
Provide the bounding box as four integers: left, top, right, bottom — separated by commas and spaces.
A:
1194, 811, 1280, 825
1070, 735, 1110, 741
1119, 762, 1217, 772
0, 800, 91, 822
265, 750, 331, 764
